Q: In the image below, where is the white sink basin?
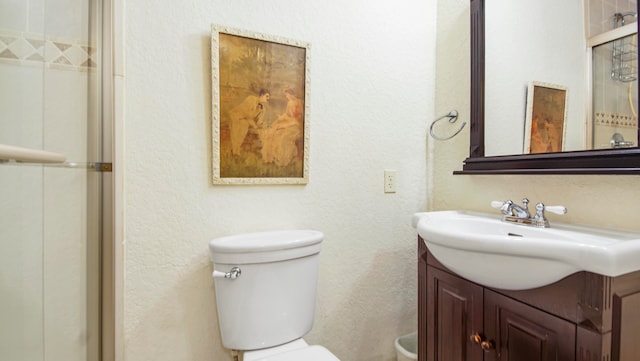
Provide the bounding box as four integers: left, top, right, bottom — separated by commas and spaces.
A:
413, 210, 640, 290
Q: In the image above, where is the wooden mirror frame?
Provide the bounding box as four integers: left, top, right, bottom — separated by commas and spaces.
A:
456, 0, 640, 175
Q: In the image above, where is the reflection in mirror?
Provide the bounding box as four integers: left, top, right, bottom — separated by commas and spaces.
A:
484, 0, 637, 156
592, 32, 638, 150
524, 82, 569, 154
485, 0, 586, 156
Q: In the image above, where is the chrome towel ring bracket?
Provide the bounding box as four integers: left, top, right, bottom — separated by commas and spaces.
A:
429, 110, 466, 141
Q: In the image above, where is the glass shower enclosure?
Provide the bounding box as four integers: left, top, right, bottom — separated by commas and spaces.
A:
590, 10, 639, 149
0, 0, 110, 360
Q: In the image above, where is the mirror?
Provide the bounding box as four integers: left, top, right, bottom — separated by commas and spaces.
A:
485, 0, 587, 156
459, 0, 640, 174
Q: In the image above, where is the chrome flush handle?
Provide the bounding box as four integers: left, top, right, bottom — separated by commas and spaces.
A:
212, 266, 242, 280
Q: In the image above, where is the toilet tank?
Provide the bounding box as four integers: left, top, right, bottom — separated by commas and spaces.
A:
209, 230, 324, 351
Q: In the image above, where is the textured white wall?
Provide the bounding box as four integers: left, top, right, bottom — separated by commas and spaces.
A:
124, 0, 436, 360
432, 0, 640, 232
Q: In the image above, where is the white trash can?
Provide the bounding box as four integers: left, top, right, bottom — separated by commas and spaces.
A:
394, 332, 417, 361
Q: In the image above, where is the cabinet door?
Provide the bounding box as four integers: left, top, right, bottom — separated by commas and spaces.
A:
484, 290, 576, 361
426, 266, 484, 361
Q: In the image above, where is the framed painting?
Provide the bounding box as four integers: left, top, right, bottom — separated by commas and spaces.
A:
523, 81, 568, 154
211, 24, 310, 184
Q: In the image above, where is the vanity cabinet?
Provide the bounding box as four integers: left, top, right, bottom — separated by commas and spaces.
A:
418, 237, 640, 361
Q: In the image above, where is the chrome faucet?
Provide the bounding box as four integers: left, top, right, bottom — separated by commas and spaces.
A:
491, 198, 567, 228
500, 198, 530, 219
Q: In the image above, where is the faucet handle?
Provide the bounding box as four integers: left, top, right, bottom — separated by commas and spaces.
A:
544, 205, 567, 215
534, 203, 567, 222
491, 200, 513, 215
490, 200, 505, 208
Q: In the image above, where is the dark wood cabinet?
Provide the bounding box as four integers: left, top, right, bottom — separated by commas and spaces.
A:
418, 236, 640, 361
426, 266, 483, 361
484, 289, 575, 361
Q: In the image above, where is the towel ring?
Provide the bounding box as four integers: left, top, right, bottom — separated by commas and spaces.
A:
429, 110, 466, 141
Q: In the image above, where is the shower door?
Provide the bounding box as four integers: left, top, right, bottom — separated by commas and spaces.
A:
590, 12, 639, 149
0, 0, 109, 360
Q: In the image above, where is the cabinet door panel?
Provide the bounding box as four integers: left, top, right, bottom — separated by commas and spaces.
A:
485, 290, 576, 361
612, 289, 640, 361
427, 266, 483, 361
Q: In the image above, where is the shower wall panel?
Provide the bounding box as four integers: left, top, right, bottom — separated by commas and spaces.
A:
588, 0, 638, 37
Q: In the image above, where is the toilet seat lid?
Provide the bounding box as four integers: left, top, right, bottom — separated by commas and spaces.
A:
254, 345, 340, 361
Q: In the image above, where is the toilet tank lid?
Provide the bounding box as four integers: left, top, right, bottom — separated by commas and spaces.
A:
209, 230, 324, 255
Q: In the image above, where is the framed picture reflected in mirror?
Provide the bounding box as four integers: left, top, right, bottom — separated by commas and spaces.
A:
524, 81, 568, 154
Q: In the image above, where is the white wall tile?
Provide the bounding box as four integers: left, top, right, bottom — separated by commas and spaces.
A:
44, 0, 88, 40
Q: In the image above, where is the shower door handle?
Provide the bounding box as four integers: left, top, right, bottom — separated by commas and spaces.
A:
0, 144, 66, 163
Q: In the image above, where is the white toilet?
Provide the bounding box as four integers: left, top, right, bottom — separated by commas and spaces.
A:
209, 230, 340, 361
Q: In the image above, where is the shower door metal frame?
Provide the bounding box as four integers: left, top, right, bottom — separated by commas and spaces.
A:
89, 0, 123, 360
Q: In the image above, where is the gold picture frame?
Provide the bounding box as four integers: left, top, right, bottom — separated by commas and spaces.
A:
211, 24, 310, 184
524, 81, 568, 154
